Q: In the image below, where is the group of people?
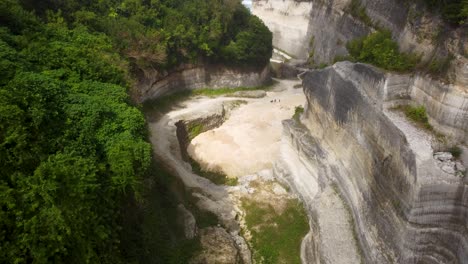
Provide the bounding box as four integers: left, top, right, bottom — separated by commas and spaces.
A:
270, 99, 281, 103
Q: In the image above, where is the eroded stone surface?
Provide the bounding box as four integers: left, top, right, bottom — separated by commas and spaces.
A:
279, 61, 468, 263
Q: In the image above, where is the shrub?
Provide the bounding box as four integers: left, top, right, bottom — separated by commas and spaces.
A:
293, 106, 304, 122
448, 146, 462, 158
346, 30, 420, 72
428, 53, 454, 76
242, 199, 309, 264
401, 105, 433, 130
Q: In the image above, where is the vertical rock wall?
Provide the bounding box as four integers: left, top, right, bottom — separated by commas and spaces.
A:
252, 0, 467, 88
135, 64, 270, 103
279, 62, 468, 263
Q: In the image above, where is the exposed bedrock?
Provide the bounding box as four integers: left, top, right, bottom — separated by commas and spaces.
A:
135, 63, 270, 102
252, 0, 467, 87
384, 74, 468, 143
276, 62, 467, 263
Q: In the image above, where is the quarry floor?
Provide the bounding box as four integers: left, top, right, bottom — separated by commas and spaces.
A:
188, 80, 305, 177
148, 79, 312, 263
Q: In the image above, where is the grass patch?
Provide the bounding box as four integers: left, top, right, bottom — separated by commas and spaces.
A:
427, 53, 454, 78
143, 83, 276, 114
293, 106, 304, 122
189, 158, 238, 186
399, 105, 432, 130
448, 146, 463, 159
187, 123, 204, 141
241, 199, 309, 264
333, 55, 355, 63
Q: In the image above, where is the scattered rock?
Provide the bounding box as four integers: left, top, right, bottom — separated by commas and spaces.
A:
177, 204, 197, 239
434, 152, 466, 176
455, 162, 466, 177
272, 183, 288, 195
257, 169, 275, 181
434, 152, 453, 162
455, 161, 466, 172
190, 227, 241, 264
441, 162, 457, 174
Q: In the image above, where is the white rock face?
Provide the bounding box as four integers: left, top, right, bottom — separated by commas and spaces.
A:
434, 152, 453, 162
253, 0, 467, 87
286, 61, 468, 263
252, 0, 314, 58
136, 64, 270, 102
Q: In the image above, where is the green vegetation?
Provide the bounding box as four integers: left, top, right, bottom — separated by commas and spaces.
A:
242, 198, 309, 264
189, 158, 238, 186
346, 30, 420, 72
428, 53, 455, 76
144, 83, 275, 114
123, 161, 201, 263
293, 106, 305, 122
188, 123, 205, 141
308, 36, 315, 65
420, 0, 468, 25
448, 146, 463, 158
399, 105, 433, 130
347, 0, 374, 27
0, 0, 271, 263
333, 55, 355, 63
318, 63, 329, 69
14, 0, 272, 69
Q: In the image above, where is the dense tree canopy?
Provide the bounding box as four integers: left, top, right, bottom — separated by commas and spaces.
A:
0, 0, 272, 263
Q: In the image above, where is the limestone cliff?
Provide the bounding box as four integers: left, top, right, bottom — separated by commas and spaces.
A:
252, 0, 467, 88
134, 63, 270, 103
276, 62, 467, 263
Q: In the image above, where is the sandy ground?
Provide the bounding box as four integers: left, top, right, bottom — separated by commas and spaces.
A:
188, 80, 305, 177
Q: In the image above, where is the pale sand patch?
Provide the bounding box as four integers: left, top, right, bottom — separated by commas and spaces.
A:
188, 80, 305, 177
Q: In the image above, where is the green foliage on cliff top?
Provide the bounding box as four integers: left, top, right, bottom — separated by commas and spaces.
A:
0, 0, 271, 263
346, 30, 420, 72
17, 0, 272, 69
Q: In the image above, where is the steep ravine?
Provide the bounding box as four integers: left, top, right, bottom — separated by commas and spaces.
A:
140, 1, 468, 263
143, 64, 467, 263
146, 80, 311, 263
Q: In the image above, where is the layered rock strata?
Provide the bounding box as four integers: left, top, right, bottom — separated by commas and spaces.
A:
252, 0, 467, 87
135, 64, 270, 102
276, 61, 467, 263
